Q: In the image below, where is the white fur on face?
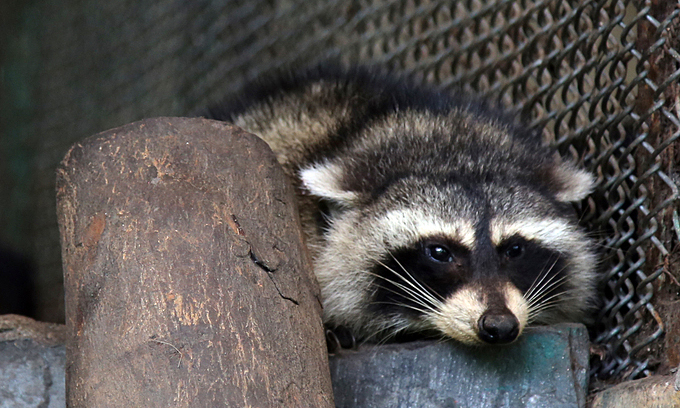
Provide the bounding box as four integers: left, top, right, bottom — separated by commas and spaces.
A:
376, 208, 476, 250
429, 282, 528, 345
431, 286, 486, 345
490, 218, 580, 250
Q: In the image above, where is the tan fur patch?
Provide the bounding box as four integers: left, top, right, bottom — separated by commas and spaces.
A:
503, 283, 529, 333
431, 286, 486, 345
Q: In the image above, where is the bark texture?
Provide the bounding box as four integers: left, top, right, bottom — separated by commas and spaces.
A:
56, 117, 333, 407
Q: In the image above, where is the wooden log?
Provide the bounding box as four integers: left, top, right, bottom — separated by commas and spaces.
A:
589, 375, 680, 408
56, 117, 333, 407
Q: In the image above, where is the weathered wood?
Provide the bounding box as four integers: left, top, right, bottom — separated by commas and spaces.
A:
329, 323, 589, 408
56, 117, 333, 407
589, 375, 680, 408
0, 315, 66, 408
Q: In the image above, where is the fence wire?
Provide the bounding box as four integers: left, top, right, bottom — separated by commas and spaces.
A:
17, 0, 680, 382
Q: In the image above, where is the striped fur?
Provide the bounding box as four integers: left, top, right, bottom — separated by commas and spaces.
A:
205, 65, 598, 345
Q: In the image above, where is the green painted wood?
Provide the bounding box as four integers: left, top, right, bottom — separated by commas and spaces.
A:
329, 323, 589, 408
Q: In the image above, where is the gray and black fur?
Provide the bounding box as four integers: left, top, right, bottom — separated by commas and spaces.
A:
205, 65, 598, 346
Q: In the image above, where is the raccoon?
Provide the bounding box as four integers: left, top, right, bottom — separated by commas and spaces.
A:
204, 66, 598, 346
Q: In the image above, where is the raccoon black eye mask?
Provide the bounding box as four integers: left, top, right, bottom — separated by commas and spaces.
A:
205, 65, 598, 346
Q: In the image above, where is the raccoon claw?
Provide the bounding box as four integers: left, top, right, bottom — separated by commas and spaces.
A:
325, 326, 357, 353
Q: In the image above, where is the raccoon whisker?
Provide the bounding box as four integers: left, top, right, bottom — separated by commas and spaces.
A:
528, 303, 566, 322
364, 330, 391, 347
527, 290, 583, 322
528, 285, 582, 306
368, 319, 412, 346
361, 325, 389, 345
373, 334, 395, 347
526, 257, 570, 300
576, 208, 589, 224
359, 319, 397, 345
528, 302, 569, 323
373, 301, 442, 317
530, 261, 567, 298
388, 253, 445, 302
373, 258, 444, 311
372, 283, 443, 317
366, 265, 441, 309
587, 239, 614, 250
362, 270, 444, 317
525, 255, 561, 297
524, 257, 562, 304
378, 261, 438, 305
382, 320, 409, 338
525, 270, 569, 307
528, 297, 564, 319
378, 254, 442, 304
525, 275, 569, 313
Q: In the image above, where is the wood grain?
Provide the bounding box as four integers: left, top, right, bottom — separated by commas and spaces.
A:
56, 117, 333, 407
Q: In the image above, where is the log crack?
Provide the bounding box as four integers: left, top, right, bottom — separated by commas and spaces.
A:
38, 354, 53, 408
249, 249, 300, 306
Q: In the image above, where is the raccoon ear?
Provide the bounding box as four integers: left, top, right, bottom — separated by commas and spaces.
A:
550, 161, 596, 203
299, 161, 359, 205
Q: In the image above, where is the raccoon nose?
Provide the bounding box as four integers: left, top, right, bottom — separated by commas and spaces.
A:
477, 313, 520, 344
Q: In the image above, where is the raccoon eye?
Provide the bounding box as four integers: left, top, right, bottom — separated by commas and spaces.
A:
504, 243, 524, 259
426, 244, 454, 263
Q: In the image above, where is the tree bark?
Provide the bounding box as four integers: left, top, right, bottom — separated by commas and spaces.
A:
56, 117, 333, 407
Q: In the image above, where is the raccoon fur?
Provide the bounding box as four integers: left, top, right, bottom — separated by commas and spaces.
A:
204, 66, 598, 346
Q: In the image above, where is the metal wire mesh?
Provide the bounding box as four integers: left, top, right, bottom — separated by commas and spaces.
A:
16, 0, 680, 382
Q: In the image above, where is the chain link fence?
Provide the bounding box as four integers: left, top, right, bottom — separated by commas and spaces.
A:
2, 0, 678, 383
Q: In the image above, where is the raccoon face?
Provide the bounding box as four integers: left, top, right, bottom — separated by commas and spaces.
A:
300, 156, 597, 346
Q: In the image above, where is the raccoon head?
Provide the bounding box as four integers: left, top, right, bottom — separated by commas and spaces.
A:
299, 153, 597, 346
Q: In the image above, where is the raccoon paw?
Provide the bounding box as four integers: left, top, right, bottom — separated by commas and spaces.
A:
325, 325, 356, 353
